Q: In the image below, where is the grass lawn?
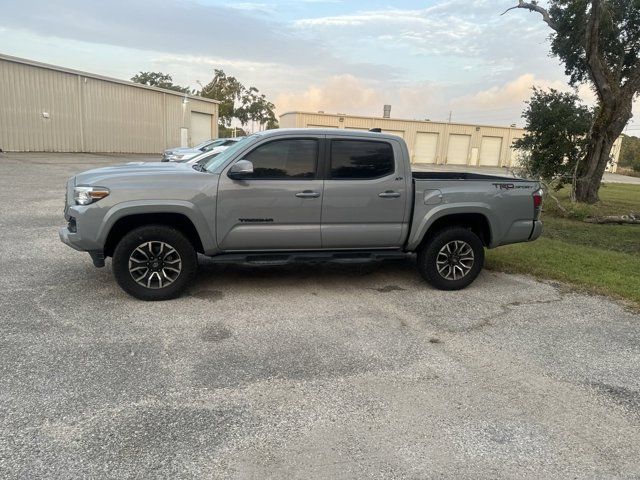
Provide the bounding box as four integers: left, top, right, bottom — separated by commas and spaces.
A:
486, 183, 640, 306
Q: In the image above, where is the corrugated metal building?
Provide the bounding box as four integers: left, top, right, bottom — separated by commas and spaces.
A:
280, 111, 622, 172
0, 54, 219, 153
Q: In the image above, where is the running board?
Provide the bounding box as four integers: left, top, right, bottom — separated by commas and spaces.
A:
209, 250, 409, 266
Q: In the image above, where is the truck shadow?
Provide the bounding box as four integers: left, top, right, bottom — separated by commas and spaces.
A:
193, 255, 422, 292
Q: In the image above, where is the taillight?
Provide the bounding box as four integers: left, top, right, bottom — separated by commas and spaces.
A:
533, 189, 543, 208
533, 188, 543, 219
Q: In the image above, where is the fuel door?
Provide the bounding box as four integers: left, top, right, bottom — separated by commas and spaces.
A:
424, 189, 443, 205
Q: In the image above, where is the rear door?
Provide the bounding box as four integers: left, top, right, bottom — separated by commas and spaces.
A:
216, 136, 324, 251
321, 138, 408, 248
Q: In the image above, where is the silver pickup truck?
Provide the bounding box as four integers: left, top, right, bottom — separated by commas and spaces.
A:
60, 128, 543, 300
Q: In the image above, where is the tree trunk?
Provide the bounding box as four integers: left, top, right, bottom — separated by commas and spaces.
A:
574, 98, 633, 204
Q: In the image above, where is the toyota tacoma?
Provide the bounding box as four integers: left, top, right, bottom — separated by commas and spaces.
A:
60, 128, 543, 300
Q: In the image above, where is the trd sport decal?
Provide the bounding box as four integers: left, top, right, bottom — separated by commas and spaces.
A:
492, 183, 533, 190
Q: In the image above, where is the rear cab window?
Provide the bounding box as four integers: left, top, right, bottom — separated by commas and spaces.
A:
329, 139, 395, 179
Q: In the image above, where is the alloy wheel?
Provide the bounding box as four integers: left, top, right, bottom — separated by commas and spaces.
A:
128, 241, 182, 289
436, 240, 475, 281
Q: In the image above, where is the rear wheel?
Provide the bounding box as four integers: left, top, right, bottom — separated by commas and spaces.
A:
112, 225, 197, 300
417, 227, 484, 290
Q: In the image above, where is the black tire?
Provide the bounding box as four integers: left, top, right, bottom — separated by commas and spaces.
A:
417, 227, 484, 291
112, 225, 197, 301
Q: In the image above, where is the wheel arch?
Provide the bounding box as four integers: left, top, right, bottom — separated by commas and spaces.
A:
417, 212, 492, 250
104, 212, 205, 257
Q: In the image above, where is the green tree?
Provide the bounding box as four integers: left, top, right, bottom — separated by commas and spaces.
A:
514, 88, 593, 188
198, 70, 245, 128
198, 69, 277, 131
131, 72, 190, 93
619, 134, 640, 171
505, 0, 640, 203
235, 87, 278, 129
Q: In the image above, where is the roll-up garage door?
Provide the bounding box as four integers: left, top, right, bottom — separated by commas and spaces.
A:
382, 129, 404, 138
446, 134, 471, 165
479, 136, 503, 166
191, 112, 213, 146
413, 132, 439, 163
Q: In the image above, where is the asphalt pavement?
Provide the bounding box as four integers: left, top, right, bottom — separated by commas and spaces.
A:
1, 152, 639, 479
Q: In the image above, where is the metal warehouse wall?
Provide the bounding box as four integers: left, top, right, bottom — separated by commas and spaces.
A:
280, 111, 525, 167
0, 55, 218, 153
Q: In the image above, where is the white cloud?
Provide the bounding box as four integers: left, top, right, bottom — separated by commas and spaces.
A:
452, 74, 567, 109
276, 74, 381, 115
274, 74, 449, 121
294, 7, 483, 56
230, 3, 270, 12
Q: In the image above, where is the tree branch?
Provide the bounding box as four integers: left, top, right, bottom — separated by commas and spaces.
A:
501, 0, 558, 31
585, 213, 640, 224
584, 0, 615, 105
622, 64, 640, 99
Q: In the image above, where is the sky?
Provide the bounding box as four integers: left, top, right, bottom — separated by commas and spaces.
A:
0, 0, 638, 133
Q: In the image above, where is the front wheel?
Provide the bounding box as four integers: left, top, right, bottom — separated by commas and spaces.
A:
417, 227, 484, 291
112, 225, 197, 301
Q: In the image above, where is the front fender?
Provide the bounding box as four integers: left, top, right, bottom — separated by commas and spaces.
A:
97, 200, 217, 254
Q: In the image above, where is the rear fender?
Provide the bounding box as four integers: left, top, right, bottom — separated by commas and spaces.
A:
406, 204, 496, 251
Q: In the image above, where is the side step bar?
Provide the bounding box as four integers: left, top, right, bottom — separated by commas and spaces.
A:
209, 250, 410, 266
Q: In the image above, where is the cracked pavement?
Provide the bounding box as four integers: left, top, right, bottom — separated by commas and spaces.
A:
1, 153, 640, 479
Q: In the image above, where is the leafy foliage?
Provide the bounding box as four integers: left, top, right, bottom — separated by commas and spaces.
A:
131, 72, 191, 93
549, 0, 640, 87
514, 88, 593, 187
510, 0, 640, 203
619, 134, 640, 171
198, 70, 245, 127
198, 70, 277, 130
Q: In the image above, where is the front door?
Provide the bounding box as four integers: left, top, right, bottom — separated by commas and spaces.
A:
321, 138, 407, 248
216, 136, 323, 251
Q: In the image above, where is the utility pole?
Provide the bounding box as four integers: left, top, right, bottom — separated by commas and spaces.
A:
448, 111, 452, 123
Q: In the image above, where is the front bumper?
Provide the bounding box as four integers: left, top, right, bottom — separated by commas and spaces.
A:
529, 220, 543, 241
59, 226, 105, 267
59, 225, 83, 251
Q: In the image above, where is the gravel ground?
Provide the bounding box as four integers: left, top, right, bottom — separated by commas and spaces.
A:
1, 152, 639, 479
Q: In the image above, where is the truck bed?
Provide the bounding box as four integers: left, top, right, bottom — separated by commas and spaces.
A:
412, 171, 527, 181
406, 173, 541, 250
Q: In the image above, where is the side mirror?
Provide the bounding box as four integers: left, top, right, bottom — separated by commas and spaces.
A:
228, 160, 254, 179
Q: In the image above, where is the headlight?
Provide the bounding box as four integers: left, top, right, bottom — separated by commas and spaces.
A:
171, 154, 185, 161
74, 186, 110, 205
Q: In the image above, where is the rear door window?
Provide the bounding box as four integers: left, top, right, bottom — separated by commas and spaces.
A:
330, 140, 394, 179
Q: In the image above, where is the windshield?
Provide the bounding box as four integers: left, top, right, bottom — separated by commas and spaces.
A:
203, 135, 257, 172
179, 149, 215, 163
202, 138, 231, 151
193, 139, 214, 150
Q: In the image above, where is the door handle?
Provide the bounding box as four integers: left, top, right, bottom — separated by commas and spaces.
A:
295, 190, 321, 198
378, 190, 401, 198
